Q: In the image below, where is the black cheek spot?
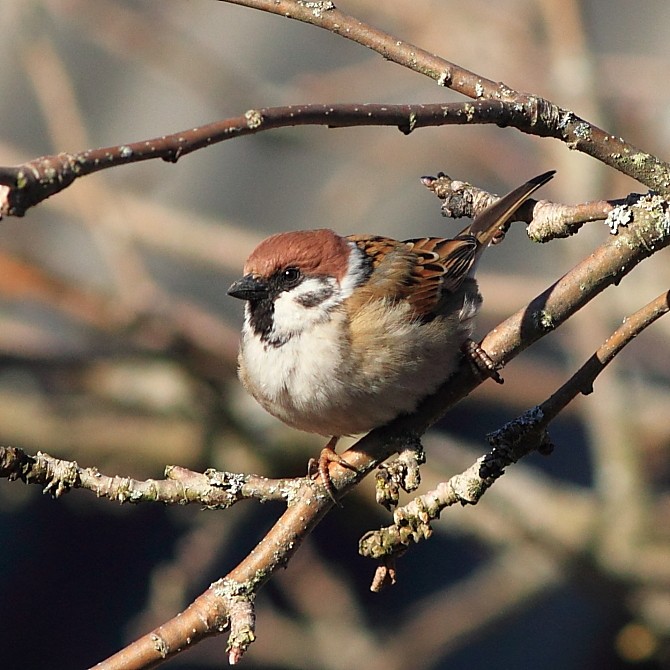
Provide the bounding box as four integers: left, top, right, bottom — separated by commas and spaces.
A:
295, 287, 334, 308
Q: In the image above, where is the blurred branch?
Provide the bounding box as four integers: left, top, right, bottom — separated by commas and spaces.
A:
46, 0, 274, 109
21, 31, 164, 310
0, 246, 240, 373
387, 545, 565, 668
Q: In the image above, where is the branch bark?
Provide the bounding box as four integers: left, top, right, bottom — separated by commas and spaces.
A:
91, 187, 670, 667
0, 448, 300, 506
219, 0, 670, 192
2, 3, 669, 669
360, 289, 670, 562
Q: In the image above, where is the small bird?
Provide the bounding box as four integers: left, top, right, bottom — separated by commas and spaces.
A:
228, 171, 555, 501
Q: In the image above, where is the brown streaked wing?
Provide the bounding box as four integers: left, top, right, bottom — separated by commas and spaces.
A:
346, 235, 401, 275
346, 234, 477, 319
404, 236, 478, 314
348, 235, 425, 300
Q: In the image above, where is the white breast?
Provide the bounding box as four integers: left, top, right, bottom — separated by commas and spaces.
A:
238, 295, 474, 437
238, 310, 351, 434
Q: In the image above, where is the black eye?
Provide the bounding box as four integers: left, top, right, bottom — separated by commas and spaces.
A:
281, 267, 302, 286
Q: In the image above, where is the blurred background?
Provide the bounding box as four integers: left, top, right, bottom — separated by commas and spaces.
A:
1, 1, 670, 668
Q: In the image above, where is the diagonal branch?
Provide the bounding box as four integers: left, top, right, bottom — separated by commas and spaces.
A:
360, 289, 670, 563
91, 182, 670, 668
219, 0, 670, 192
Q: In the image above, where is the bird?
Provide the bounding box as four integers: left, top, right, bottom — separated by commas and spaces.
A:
227, 171, 555, 501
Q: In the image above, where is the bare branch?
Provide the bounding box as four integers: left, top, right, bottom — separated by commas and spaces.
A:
96, 478, 334, 669
0, 102, 505, 216
526, 199, 620, 241
219, 0, 670, 191
481, 193, 670, 366
0, 98, 667, 218
422, 171, 622, 241
359, 289, 670, 564
3, 5, 669, 668
533, 289, 670, 421
0, 447, 300, 506
89, 184, 670, 667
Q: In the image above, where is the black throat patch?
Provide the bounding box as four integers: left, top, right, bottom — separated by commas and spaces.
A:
248, 299, 276, 344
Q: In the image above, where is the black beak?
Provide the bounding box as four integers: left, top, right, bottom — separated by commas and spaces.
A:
227, 275, 269, 301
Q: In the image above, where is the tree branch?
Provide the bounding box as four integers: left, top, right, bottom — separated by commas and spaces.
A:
3, 4, 669, 668
88, 185, 670, 667
0, 447, 301, 506
422, 171, 623, 241
0, 97, 667, 218
219, 0, 670, 192
359, 289, 670, 564
0, 101, 602, 217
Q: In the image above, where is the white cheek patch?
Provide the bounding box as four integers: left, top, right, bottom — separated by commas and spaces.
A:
271, 276, 340, 341
246, 244, 367, 348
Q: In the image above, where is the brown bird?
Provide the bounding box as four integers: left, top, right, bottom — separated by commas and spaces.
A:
228, 171, 555, 500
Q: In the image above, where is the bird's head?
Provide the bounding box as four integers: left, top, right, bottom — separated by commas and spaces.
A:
228, 229, 368, 346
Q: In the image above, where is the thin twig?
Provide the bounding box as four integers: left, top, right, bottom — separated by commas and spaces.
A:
422, 171, 622, 241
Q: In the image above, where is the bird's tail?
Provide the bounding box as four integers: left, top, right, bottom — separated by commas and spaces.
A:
466, 170, 555, 250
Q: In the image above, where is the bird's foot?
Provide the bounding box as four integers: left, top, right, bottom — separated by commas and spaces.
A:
308, 436, 358, 505
462, 339, 504, 384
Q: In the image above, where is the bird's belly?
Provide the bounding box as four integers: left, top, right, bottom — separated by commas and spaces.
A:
239, 323, 356, 435
238, 312, 467, 437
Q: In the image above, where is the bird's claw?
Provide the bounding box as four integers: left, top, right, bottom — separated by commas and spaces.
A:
462, 339, 504, 384
308, 438, 358, 505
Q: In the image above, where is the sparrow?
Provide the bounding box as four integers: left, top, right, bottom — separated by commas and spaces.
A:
228, 171, 555, 501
